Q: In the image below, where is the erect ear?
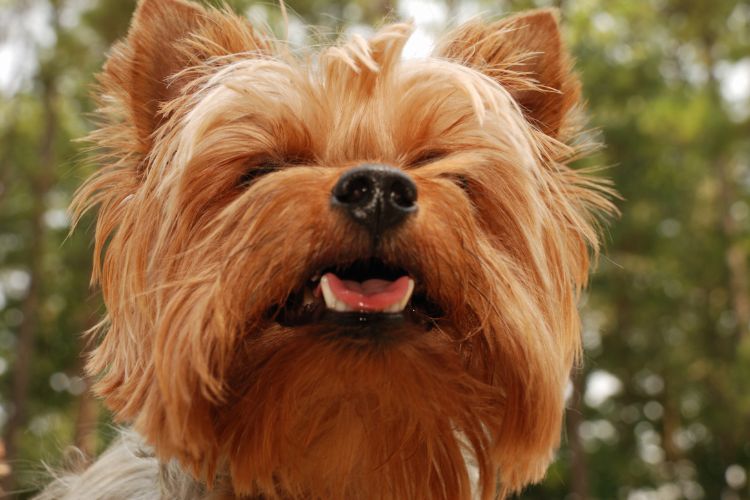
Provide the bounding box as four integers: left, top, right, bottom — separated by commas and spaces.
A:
435, 9, 580, 138
105, 0, 269, 154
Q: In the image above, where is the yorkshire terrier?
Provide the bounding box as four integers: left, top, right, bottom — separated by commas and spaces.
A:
39, 0, 612, 498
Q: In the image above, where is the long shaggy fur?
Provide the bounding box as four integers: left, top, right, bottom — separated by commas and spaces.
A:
52, 1, 615, 498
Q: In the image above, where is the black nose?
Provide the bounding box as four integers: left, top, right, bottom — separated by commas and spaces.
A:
331, 164, 418, 236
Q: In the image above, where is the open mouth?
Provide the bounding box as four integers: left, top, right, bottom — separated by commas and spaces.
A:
273, 258, 442, 328
319, 267, 414, 314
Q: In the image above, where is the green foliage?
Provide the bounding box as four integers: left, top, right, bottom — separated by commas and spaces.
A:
523, 0, 750, 498
1, 0, 749, 498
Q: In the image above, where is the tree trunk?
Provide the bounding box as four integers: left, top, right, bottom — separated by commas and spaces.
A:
72, 378, 100, 460
72, 312, 103, 461
1, 71, 57, 495
702, 39, 750, 346
566, 370, 590, 500
0, 110, 17, 204
717, 158, 750, 344
660, 378, 682, 465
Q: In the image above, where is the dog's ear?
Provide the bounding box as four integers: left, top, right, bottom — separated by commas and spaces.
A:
435, 9, 579, 138
105, 0, 269, 153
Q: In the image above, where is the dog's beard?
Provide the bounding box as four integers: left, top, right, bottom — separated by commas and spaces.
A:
218, 322, 502, 499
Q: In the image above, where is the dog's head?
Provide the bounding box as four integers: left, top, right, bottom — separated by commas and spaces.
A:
76, 0, 613, 497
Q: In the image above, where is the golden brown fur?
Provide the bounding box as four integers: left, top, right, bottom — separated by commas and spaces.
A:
64, 0, 614, 498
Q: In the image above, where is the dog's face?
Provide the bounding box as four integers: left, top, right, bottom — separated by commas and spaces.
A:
77, 1, 612, 498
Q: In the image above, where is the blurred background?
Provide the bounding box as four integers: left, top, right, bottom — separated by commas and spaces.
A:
1, 0, 749, 498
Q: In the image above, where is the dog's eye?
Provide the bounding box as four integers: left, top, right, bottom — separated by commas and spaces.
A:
238, 160, 281, 187
238, 154, 311, 187
409, 150, 448, 167
442, 173, 472, 197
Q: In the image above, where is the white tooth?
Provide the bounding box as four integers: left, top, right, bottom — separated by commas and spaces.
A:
320, 276, 337, 310
396, 279, 415, 312
335, 299, 350, 313
382, 279, 415, 314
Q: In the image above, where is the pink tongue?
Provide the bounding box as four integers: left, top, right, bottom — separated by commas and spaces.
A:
324, 273, 411, 312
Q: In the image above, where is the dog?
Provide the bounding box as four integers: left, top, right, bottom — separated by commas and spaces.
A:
38, 0, 613, 498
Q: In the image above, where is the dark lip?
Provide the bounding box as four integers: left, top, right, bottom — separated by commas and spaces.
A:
323, 310, 406, 325
316, 311, 414, 344
271, 295, 438, 329
273, 307, 439, 344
